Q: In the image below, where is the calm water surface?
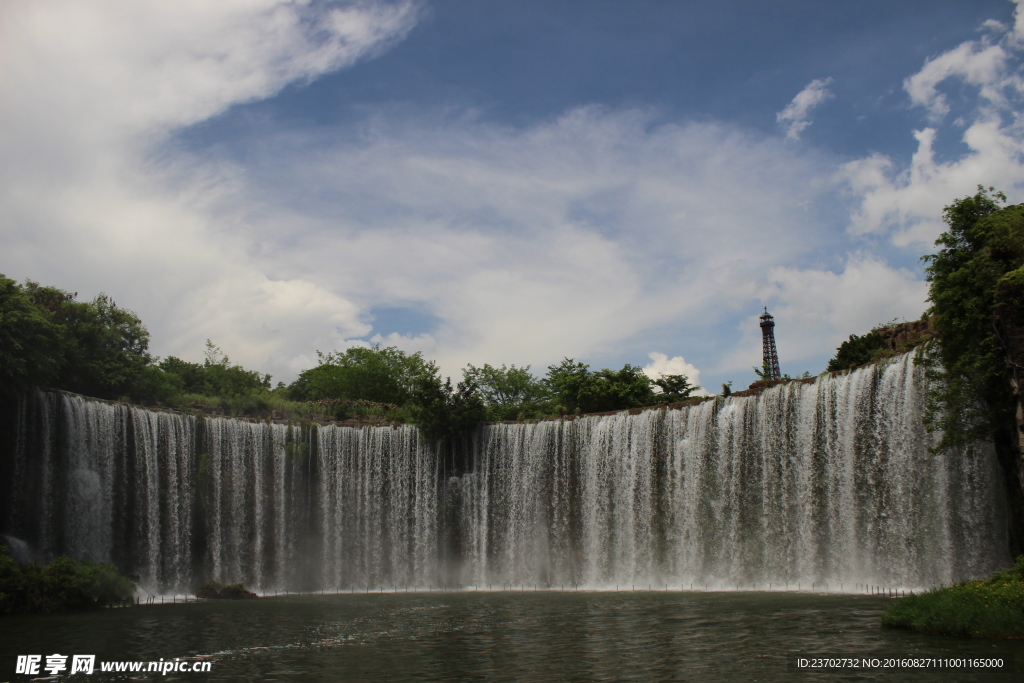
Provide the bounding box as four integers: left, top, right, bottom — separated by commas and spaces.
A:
2, 591, 1021, 681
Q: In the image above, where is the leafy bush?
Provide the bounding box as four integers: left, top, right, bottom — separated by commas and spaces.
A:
131, 364, 185, 403
172, 392, 318, 419
987, 554, 1024, 584
0, 547, 135, 614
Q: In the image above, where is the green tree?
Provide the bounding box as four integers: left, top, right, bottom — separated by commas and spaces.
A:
543, 358, 591, 413
922, 187, 1019, 448
157, 341, 270, 398
157, 356, 212, 394
0, 275, 64, 400
585, 365, 658, 411
462, 363, 549, 420
544, 358, 656, 414
130, 364, 185, 404
289, 345, 437, 406
17, 281, 152, 400
922, 186, 1024, 552
826, 332, 889, 372
409, 376, 486, 444
651, 374, 700, 403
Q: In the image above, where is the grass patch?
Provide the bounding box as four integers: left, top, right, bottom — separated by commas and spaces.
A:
881, 556, 1024, 638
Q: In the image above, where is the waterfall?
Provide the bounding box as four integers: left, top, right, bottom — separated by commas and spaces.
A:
0, 352, 1008, 593
458, 353, 1007, 589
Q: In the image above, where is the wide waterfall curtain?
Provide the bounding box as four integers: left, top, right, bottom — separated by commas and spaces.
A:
3, 353, 1007, 593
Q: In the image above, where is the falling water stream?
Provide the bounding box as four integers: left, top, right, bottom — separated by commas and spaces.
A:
0, 352, 1008, 595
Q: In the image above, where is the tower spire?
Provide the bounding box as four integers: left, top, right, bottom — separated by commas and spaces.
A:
759, 307, 781, 381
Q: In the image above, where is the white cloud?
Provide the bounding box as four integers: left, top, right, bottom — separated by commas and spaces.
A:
1011, 0, 1024, 46
367, 332, 439, 358
776, 78, 834, 140
643, 353, 706, 396
843, 119, 1024, 246
0, 0, 420, 138
221, 107, 839, 378
903, 42, 1013, 120
980, 19, 1008, 35
842, 8, 1024, 249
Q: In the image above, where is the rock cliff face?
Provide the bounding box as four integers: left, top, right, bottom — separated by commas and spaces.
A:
873, 318, 934, 353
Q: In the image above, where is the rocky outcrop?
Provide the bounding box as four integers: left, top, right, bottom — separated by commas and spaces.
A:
196, 581, 258, 600
873, 318, 935, 353
739, 377, 815, 396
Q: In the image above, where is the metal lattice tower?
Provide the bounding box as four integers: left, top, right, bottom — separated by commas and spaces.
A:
759, 307, 781, 381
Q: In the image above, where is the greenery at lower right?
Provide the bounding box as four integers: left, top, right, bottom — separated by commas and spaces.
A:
881, 556, 1024, 638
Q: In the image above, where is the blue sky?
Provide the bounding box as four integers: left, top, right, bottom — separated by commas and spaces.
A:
2, 0, 1023, 393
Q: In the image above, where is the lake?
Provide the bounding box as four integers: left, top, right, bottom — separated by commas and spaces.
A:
2, 591, 1020, 681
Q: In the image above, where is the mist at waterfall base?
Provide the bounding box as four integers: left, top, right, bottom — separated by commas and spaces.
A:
1, 352, 1008, 595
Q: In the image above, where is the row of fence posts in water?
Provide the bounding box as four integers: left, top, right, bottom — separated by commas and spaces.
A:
257, 582, 911, 597
136, 582, 913, 604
